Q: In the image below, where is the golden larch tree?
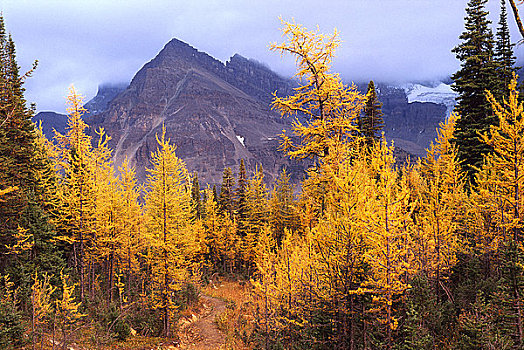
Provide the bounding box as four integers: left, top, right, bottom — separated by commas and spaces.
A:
143, 125, 197, 337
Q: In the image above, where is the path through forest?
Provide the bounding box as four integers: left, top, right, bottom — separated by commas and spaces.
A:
177, 294, 227, 349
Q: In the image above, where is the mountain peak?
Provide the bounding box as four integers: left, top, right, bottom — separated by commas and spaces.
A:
163, 37, 199, 54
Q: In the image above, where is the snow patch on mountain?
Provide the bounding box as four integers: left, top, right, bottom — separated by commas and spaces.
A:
402, 82, 457, 117
236, 135, 245, 147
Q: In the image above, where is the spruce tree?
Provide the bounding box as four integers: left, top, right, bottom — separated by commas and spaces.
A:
0, 15, 40, 261
235, 159, 248, 236
359, 80, 384, 144
190, 172, 202, 220
218, 167, 235, 218
0, 16, 64, 291
451, 0, 498, 181
494, 0, 518, 100
269, 169, 299, 244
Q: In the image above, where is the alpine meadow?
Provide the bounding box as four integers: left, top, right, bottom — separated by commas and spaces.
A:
3, 1, 524, 349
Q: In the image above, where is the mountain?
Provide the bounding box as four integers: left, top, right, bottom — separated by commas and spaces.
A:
34, 38, 454, 185
84, 83, 127, 115
87, 38, 302, 185
377, 83, 450, 156
32, 111, 68, 137
402, 82, 457, 117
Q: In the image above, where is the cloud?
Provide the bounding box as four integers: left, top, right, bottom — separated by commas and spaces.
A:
2, 0, 522, 113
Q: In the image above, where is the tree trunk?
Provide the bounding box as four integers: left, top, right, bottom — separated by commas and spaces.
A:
509, 0, 524, 41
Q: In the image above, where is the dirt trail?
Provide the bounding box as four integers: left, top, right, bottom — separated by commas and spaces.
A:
178, 294, 227, 349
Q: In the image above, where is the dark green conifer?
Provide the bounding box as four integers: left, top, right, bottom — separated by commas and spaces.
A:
190, 172, 202, 220
235, 159, 248, 236
359, 80, 384, 144
451, 0, 499, 181
494, 0, 518, 100
212, 185, 218, 202
0, 15, 45, 268
218, 167, 235, 217
269, 169, 299, 244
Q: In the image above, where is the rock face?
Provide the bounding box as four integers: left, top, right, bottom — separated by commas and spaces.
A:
374, 84, 447, 156
84, 83, 127, 116
32, 111, 68, 137
88, 38, 300, 185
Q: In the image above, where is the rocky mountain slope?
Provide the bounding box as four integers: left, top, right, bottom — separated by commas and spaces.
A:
35, 38, 454, 185
378, 84, 450, 156
87, 38, 301, 185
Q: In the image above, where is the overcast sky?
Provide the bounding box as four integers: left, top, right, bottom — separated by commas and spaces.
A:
1, 0, 522, 113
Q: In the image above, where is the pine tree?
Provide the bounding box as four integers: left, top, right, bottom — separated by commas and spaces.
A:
451, 0, 499, 181
0, 15, 44, 272
359, 80, 384, 144
242, 166, 268, 267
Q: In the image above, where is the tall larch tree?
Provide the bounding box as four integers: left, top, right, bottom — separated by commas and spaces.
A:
417, 113, 466, 295
271, 18, 364, 161
472, 77, 524, 346
53, 87, 97, 302
451, 0, 499, 181
143, 126, 196, 337
364, 140, 415, 350
115, 159, 142, 303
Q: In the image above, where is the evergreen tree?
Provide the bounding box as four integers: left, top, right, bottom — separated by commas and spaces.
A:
269, 169, 300, 244
190, 172, 202, 220
235, 159, 248, 236
212, 185, 218, 203
0, 15, 41, 268
218, 167, 235, 217
451, 0, 498, 181
242, 166, 269, 267
494, 0, 518, 100
359, 80, 384, 144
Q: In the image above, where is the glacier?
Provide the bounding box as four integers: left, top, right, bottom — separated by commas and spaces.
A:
402, 82, 457, 118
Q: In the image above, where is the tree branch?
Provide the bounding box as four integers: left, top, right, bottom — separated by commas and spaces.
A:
509, 0, 524, 42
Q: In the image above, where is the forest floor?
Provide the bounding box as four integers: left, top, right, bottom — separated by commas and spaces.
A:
177, 293, 227, 349
21, 278, 250, 350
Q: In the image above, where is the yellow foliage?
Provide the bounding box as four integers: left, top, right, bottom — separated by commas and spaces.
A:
414, 112, 466, 280
270, 18, 364, 161
473, 75, 524, 247
362, 139, 415, 333
143, 125, 199, 336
